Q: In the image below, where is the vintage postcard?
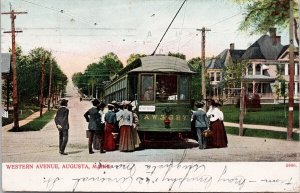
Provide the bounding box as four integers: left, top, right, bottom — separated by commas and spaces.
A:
1, 0, 299, 192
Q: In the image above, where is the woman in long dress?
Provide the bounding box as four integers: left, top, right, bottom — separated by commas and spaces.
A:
206, 100, 228, 148
118, 102, 135, 152
129, 106, 141, 149
104, 104, 117, 151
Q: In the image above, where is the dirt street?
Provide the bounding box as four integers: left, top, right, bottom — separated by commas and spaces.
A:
2, 84, 300, 162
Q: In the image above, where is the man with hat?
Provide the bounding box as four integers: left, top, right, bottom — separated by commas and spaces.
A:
55, 99, 69, 155
191, 101, 209, 149
84, 99, 106, 154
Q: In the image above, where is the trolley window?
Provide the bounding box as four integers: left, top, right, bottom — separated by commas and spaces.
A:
141, 75, 154, 101
178, 76, 189, 100
156, 74, 177, 101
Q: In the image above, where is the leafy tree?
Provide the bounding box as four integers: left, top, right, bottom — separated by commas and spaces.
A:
188, 57, 201, 101
232, 0, 299, 45
15, 47, 67, 106
168, 52, 186, 60
127, 53, 146, 65
73, 52, 123, 99
273, 64, 287, 103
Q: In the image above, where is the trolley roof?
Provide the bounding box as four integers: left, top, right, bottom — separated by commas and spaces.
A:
127, 55, 195, 74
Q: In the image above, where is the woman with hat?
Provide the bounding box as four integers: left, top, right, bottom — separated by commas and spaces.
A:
118, 101, 135, 152
104, 104, 117, 151
206, 100, 228, 148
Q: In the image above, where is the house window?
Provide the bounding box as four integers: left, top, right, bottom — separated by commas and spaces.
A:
248, 64, 253, 75
216, 72, 221, 81
277, 64, 285, 75
210, 72, 214, 81
255, 64, 261, 75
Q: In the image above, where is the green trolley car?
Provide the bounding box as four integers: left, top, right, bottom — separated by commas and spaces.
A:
104, 55, 196, 142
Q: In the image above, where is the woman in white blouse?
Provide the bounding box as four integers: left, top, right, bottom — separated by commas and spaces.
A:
206, 99, 228, 148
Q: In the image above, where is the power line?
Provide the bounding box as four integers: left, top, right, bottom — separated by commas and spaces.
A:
151, 0, 187, 55
18, 0, 98, 27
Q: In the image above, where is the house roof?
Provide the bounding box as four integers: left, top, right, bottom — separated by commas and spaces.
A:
205, 49, 245, 69
241, 35, 283, 60
1, 53, 11, 73
129, 55, 194, 73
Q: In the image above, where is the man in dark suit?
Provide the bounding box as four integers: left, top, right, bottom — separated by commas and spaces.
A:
192, 101, 209, 149
84, 99, 106, 154
54, 99, 69, 155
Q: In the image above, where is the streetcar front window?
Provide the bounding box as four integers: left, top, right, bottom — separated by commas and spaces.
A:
156, 74, 177, 101
141, 75, 154, 101
179, 76, 189, 100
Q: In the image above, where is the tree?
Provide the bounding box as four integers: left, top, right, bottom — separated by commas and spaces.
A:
188, 57, 202, 101
72, 52, 123, 99
273, 64, 288, 104
126, 53, 146, 65
232, 0, 299, 45
168, 52, 186, 59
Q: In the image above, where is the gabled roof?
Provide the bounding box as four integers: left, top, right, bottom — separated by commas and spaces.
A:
241, 35, 283, 60
1, 53, 11, 73
206, 49, 245, 69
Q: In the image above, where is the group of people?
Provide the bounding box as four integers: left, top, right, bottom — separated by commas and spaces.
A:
191, 99, 228, 149
54, 97, 227, 155
54, 98, 141, 155
84, 99, 141, 154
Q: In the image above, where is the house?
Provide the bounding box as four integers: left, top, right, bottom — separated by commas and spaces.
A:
206, 28, 299, 104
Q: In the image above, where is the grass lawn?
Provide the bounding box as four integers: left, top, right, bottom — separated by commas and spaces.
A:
226, 127, 299, 141
2, 105, 40, 126
9, 110, 56, 132
222, 104, 299, 128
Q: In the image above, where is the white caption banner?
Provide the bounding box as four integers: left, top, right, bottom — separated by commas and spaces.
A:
2, 162, 299, 192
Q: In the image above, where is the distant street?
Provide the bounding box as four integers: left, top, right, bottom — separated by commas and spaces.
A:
2, 83, 300, 162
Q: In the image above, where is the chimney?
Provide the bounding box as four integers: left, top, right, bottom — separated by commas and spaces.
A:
230, 43, 235, 50
276, 36, 281, 45
269, 27, 277, 45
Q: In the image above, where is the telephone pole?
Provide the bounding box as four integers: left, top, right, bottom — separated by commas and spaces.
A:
287, 0, 294, 140
48, 58, 53, 111
197, 27, 211, 104
2, 5, 27, 130
40, 54, 45, 117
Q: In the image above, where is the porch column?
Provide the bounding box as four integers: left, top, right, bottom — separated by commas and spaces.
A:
253, 81, 255, 94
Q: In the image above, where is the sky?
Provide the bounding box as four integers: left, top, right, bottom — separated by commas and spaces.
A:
1, 0, 289, 79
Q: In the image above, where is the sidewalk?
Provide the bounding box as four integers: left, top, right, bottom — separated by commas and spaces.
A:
2, 108, 48, 132
224, 122, 300, 134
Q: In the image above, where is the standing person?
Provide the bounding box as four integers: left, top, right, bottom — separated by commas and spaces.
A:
93, 101, 106, 150
129, 105, 141, 149
54, 99, 69, 155
104, 104, 117, 151
84, 99, 105, 154
206, 100, 228, 148
191, 101, 209, 149
119, 102, 135, 152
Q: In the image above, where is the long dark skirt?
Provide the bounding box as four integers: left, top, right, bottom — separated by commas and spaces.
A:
104, 123, 117, 151
119, 125, 135, 152
207, 119, 228, 148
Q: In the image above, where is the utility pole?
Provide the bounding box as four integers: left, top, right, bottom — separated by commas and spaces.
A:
197, 27, 211, 106
2, 5, 27, 130
48, 58, 53, 111
287, 0, 294, 140
40, 54, 45, 117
